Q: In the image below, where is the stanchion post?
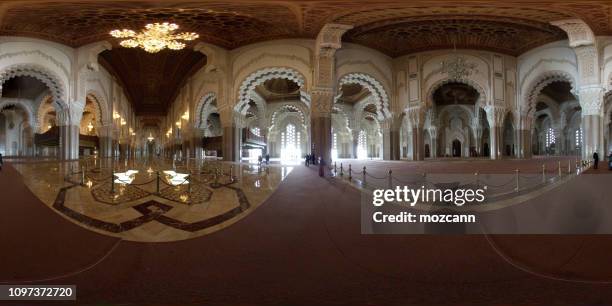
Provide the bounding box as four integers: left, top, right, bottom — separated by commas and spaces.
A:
156, 171, 160, 194
363, 166, 366, 184
542, 164, 546, 183
388, 170, 392, 188
229, 165, 234, 182
475, 172, 479, 187
568, 159, 571, 174
558, 161, 562, 177
515, 169, 519, 192
187, 175, 191, 193
111, 169, 115, 194
348, 164, 352, 181
340, 163, 344, 176
334, 162, 337, 175
81, 166, 85, 185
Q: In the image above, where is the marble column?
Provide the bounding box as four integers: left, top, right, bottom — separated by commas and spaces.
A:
352, 130, 359, 159
518, 129, 532, 159
310, 23, 352, 163
192, 129, 204, 160
382, 126, 401, 160
310, 90, 333, 162
59, 125, 79, 160
410, 127, 425, 161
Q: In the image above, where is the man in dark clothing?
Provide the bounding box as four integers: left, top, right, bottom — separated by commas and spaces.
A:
305, 154, 310, 166
265, 154, 270, 165
0, 153, 3, 171
593, 151, 599, 169
608, 152, 612, 170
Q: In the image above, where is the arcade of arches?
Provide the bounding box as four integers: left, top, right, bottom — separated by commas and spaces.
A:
1, 10, 612, 163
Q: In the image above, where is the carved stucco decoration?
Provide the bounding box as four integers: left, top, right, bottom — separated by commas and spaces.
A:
523, 70, 576, 119
314, 24, 352, 89
484, 105, 507, 127
338, 73, 391, 120
579, 86, 604, 116
235, 67, 307, 115
0, 64, 69, 122
194, 92, 217, 129
550, 19, 595, 48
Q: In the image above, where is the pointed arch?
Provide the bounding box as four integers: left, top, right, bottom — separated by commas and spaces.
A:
235, 67, 308, 114
338, 73, 391, 119
194, 92, 218, 129
0, 64, 68, 118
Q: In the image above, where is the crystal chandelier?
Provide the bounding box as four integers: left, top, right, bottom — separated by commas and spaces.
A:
147, 133, 155, 142
110, 22, 199, 53
440, 35, 478, 80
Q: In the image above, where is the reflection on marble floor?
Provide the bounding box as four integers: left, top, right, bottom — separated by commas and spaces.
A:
12, 158, 292, 242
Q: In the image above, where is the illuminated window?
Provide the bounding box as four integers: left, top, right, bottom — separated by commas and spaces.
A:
575, 128, 582, 147
251, 127, 261, 137
546, 128, 556, 148
281, 124, 301, 160
332, 132, 338, 160
357, 130, 367, 159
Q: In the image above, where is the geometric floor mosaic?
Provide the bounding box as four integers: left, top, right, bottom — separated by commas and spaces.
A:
13, 158, 291, 242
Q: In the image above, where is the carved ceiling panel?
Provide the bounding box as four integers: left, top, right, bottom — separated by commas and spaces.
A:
0, 1, 305, 48
343, 17, 567, 56
1, 1, 611, 53
98, 48, 206, 115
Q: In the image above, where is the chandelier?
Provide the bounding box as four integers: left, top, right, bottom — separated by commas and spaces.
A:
110, 22, 199, 53
147, 133, 155, 142
440, 35, 478, 80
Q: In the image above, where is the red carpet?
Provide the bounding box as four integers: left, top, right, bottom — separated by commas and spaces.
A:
2, 162, 612, 305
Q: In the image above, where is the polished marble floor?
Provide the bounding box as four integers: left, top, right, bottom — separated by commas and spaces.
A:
12, 157, 292, 242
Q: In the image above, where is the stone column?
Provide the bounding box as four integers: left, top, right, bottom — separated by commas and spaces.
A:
58, 125, 79, 160
98, 124, 113, 158
309, 24, 352, 163
311, 89, 334, 162
406, 106, 425, 161
352, 130, 359, 159
219, 107, 239, 161
192, 128, 204, 160
382, 115, 401, 160
552, 20, 604, 160
579, 87, 604, 160
485, 105, 505, 160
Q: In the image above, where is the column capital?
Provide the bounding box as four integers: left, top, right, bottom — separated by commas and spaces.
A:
484, 105, 506, 127
550, 19, 595, 47
315, 24, 353, 55
579, 85, 604, 116
405, 106, 425, 128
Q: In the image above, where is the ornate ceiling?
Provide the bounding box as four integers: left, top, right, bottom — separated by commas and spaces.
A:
99, 48, 205, 115
1, 0, 612, 114
1, 1, 611, 54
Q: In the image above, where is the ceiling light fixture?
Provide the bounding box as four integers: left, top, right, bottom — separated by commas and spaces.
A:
440, 33, 478, 80
147, 133, 155, 142
110, 22, 199, 53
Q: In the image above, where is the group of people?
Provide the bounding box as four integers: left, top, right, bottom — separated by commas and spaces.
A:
304, 154, 318, 166
257, 154, 270, 166
592, 152, 612, 170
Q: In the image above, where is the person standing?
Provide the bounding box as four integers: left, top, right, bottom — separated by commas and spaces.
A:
0, 153, 3, 171
608, 152, 612, 171
265, 153, 270, 165
593, 151, 599, 169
